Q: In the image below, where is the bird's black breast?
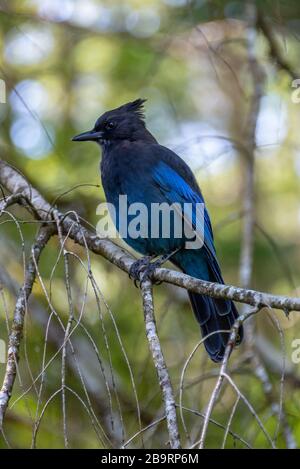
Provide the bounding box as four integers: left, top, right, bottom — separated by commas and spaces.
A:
100, 151, 122, 197
100, 141, 144, 202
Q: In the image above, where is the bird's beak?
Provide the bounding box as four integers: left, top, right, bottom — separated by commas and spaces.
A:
72, 129, 104, 142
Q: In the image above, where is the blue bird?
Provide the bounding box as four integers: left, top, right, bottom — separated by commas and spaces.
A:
72, 99, 243, 362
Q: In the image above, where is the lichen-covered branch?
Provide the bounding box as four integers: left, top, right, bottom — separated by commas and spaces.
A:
0, 224, 54, 428
140, 279, 181, 449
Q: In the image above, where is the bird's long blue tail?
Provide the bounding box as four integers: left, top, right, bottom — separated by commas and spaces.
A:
188, 291, 243, 362
173, 250, 243, 362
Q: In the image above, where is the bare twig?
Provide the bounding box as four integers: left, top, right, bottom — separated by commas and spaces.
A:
238, 3, 296, 448
257, 11, 298, 80
0, 224, 54, 428
199, 311, 253, 448
183, 405, 252, 449
140, 279, 181, 449
239, 1, 263, 293
199, 307, 264, 448
221, 396, 240, 448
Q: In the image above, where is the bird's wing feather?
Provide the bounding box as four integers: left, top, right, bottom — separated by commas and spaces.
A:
152, 160, 224, 283
151, 157, 241, 358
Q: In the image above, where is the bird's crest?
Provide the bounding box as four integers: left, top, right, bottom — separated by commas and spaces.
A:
116, 98, 146, 120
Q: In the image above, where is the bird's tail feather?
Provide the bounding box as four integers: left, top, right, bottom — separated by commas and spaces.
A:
188, 292, 243, 362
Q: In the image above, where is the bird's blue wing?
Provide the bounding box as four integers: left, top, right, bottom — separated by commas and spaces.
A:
152, 161, 223, 282
152, 160, 242, 359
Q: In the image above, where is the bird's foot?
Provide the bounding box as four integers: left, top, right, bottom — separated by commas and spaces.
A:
129, 248, 181, 287
139, 258, 164, 285
129, 256, 155, 287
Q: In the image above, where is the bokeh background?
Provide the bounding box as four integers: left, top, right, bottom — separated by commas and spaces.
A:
0, 0, 300, 449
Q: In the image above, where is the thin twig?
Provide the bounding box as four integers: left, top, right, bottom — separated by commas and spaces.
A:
140, 279, 181, 449
199, 308, 258, 448
0, 224, 54, 428
257, 10, 298, 80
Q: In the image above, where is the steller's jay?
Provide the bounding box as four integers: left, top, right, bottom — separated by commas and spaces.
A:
72, 99, 243, 362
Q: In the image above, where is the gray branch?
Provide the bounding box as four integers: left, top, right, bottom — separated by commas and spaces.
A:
0, 224, 54, 428
140, 279, 181, 449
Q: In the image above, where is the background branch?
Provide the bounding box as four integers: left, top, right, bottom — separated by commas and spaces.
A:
0, 224, 54, 428
140, 279, 181, 449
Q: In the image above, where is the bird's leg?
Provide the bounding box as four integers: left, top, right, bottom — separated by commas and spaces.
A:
129, 255, 156, 287
139, 247, 182, 285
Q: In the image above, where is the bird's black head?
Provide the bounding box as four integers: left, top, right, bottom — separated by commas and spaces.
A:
72, 98, 155, 146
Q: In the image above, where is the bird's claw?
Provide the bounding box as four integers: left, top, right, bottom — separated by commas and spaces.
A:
129, 256, 153, 287
129, 249, 181, 287
129, 256, 163, 287
140, 259, 163, 285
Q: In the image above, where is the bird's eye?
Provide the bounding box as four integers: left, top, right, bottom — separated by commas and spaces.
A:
105, 121, 116, 130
